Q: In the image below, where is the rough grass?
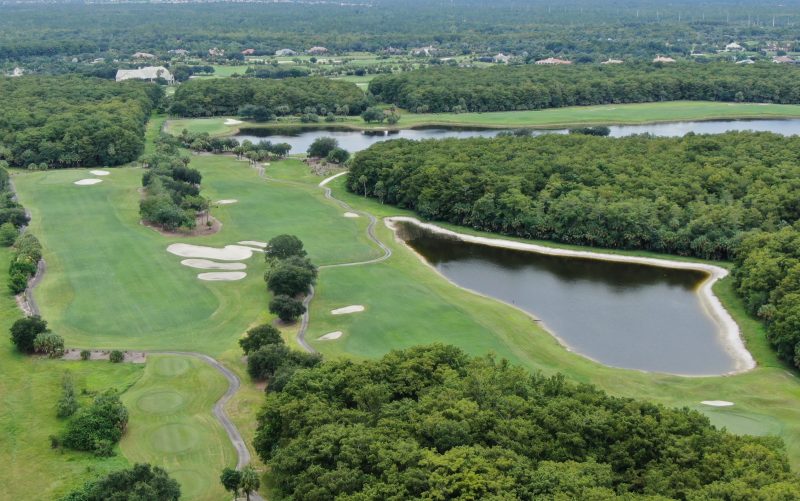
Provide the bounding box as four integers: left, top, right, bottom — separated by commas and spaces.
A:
164, 101, 800, 137
120, 354, 235, 501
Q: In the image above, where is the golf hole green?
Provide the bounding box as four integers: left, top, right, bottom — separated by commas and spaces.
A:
153, 356, 191, 376
136, 390, 186, 414
150, 423, 200, 453
168, 468, 209, 500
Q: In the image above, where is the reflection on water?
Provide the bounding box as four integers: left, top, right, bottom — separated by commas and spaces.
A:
236, 119, 800, 153
396, 222, 736, 375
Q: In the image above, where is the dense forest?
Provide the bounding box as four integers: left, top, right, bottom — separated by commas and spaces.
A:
169, 78, 367, 117
0, 76, 159, 168
1, 1, 798, 64
255, 344, 800, 499
348, 132, 799, 260
369, 63, 800, 113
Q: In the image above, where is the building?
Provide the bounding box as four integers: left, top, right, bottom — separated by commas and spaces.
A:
208, 47, 225, 57
115, 66, 175, 84
736, 58, 755, 65
169, 49, 189, 56
535, 57, 572, 65
241, 48, 256, 55
725, 42, 744, 52
601, 59, 624, 64
307, 46, 328, 55
132, 52, 156, 59
653, 56, 676, 63
275, 49, 297, 57
411, 45, 436, 57
10, 67, 24, 77
773, 55, 796, 64
493, 53, 512, 64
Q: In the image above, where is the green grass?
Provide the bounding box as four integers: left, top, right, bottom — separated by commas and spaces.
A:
0, 243, 145, 500
164, 101, 800, 137
120, 354, 235, 501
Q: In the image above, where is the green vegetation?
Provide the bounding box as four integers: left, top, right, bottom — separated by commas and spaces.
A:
60, 463, 180, 501
169, 77, 367, 117
8, 233, 41, 294
61, 390, 128, 456
10, 315, 49, 353
0, 76, 159, 168
57, 371, 79, 418
256, 344, 800, 499
348, 132, 799, 260
370, 63, 800, 113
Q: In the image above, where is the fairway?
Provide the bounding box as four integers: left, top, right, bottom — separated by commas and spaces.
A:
121, 354, 234, 501
165, 101, 800, 137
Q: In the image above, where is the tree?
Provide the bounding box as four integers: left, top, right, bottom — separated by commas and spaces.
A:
80, 349, 91, 361
10, 315, 49, 354
59, 463, 180, 501
219, 467, 242, 498
307, 137, 338, 158
34, 331, 65, 358
266, 262, 315, 297
326, 147, 350, 164
358, 175, 368, 197
265, 234, 307, 261
361, 106, 386, 123
269, 295, 306, 322
239, 466, 260, 501
239, 324, 283, 354
247, 343, 290, 380
109, 350, 124, 363
0, 222, 17, 246
62, 390, 128, 454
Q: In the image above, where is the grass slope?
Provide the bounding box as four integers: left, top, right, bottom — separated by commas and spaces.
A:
165, 101, 800, 136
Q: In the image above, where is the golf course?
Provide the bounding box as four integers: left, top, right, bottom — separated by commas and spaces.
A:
4, 103, 800, 499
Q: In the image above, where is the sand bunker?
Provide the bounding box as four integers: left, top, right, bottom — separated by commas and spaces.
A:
224, 119, 243, 125
74, 179, 102, 185
181, 259, 247, 270
90, 170, 110, 176
701, 400, 735, 407
197, 271, 247, 281
319, 331, 343, 341
343, 212, 360, 218
168, 243, 254, 261
331, 305, 365, 315
216, 199, 238, 205
238, 240, 267, 248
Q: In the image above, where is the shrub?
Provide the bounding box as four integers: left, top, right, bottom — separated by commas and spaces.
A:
10, 315, 49, 354
92, 439, 114, 457
62, 390, 128, 452
239, 324, 283, 355
57, 372, 79, 418
109, 350, 124, 363
0, 222, 17, 246
326, 147, 350, 164
80, 349, 91, 361
269, 295, 306, 322
59, 463, 180, 501
307, 137, 338, 158
247, 344, 290, 380
34, 331, 65, 358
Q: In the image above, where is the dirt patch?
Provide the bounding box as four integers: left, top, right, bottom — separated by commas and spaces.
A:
142, 215, 222, 237
331, 305, 365, 315
62, 349, 146, 363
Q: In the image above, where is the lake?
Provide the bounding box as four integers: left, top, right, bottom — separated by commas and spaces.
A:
395, 221, 738, 376
236, 119, 800, 153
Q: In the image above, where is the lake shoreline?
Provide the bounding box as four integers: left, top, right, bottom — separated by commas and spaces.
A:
385, 216, 756, 377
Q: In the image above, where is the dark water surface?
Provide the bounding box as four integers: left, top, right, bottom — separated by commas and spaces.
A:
236, 119, 800, 153
396, 222, 736, 375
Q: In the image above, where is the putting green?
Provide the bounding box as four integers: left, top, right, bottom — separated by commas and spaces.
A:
150, 423, 200, 453
153, 356, 191, 377
136, 390, 186, 414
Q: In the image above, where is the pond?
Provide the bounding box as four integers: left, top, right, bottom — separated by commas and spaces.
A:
394, 221, 741, 376
236, 118, 800, 153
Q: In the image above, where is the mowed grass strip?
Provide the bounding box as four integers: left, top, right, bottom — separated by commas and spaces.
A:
120, 354, 234, 501
165, 101, 800, 136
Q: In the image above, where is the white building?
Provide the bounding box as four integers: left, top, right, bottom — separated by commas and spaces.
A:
725, 42, 744, 52
653, 56, 676, 63
493, 53, 512, 64
601, 59, 624, 64
132, 52, 156, 59
535, 57, 572, 65
307, 46, 329, 55
115, 66, 175, 84
275, 49, 297, 57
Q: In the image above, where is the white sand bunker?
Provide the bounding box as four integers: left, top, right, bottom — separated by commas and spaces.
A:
90, 170, 110, 176
168, 243, 254, 261
198, 271, 247, 281
224, 119, 243, 125
74, 179, 102, 185
238, 240, 267, 248
701, 400, 735, 407
318, 331, 343, 341
331, 305, 365, 315
216, 199, 238, 205
343, 212, 360, 218
181, 259, 246, 270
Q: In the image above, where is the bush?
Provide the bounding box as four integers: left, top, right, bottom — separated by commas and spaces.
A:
326, 147, 350, 164
57, 372, 79, 418
10, 315, 49, 354
109, 350, 124, 363
307, 137, 338, 158
80, 349, 91, 361
0, 222, 18, 246
59, 463, 181, 501
34, 331, 65, 358
269, 295, 306, 322
239, 324, 283, 354
92, 439, 114, 457
361, 106, 386, 123
62, 390, 128, 452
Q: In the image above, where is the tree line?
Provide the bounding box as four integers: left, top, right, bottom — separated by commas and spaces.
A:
348, 132, 800, 260
369, 63, 800, 113
168, 77, 368, 118
0, 76, 160, 168
254, 344, 800, 499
